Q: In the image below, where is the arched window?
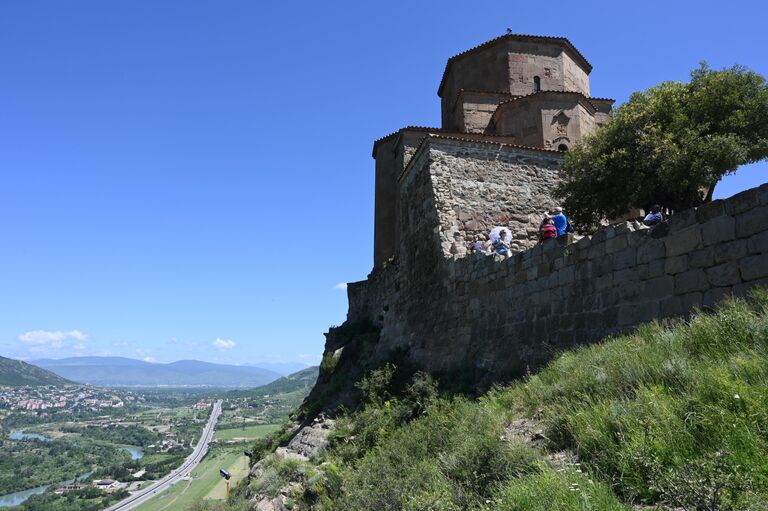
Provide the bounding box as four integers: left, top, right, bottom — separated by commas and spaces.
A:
558, 144, 569, 152
533, 76, 541, 92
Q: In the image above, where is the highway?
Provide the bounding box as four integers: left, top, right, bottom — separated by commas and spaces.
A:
105, 399, 223, 511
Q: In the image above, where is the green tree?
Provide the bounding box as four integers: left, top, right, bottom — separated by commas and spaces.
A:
555, 63, 768, 229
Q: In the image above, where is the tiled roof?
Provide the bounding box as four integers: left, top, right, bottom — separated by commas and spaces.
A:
425, 133, 562, 154
438, 33, 593, 97
493, 90, 614, 114
372, 126, 444, 157
457, 89, 515, 96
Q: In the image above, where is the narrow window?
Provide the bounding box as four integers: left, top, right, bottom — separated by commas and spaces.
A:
558, 144, 569, 152
533, 75, 541, 92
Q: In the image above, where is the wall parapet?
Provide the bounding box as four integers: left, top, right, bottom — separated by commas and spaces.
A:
344, 182, 768, 389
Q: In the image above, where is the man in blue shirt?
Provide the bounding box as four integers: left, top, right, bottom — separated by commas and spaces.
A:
551, 207, 568, 236
643, 205, 663, 226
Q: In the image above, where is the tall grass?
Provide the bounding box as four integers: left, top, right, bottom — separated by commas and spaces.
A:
248, 289, 768, 510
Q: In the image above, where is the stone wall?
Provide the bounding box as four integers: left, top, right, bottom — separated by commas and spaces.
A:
341, 167, 768, 391
412, 137, 563, 255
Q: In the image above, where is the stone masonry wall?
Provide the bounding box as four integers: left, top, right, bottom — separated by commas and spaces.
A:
423, 138, 563, 256
344, 160, 768, 390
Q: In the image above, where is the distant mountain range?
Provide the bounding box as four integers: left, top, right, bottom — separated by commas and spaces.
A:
32, 356, 288, 388
0, 356, 73, 386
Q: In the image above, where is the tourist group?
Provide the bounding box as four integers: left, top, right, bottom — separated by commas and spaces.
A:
469, 205, 664, 258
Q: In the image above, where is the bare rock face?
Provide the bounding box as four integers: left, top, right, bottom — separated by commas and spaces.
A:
247, 416, 335, 510
284, 415, 335, 460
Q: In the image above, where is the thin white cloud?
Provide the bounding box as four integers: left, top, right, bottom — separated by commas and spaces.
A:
333, 282, 347, 291
212, 338, 236, 350
18, 330, 89, 347
143, 356, 157, 363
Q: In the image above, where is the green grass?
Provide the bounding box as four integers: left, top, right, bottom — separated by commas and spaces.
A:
133, 449, 242, 511
243, 288, 768, 511
135, 423, 278, 511
214, 424, 280, 442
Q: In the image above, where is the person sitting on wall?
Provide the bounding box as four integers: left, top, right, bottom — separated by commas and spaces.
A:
469, 235, 488, 257
551, 207, 569, 237
492, 230, 511, 257
643, 205, 663, 226
539, 216, 557, 242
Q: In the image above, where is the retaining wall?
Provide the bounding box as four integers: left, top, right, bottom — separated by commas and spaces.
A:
346, 181, 768, 387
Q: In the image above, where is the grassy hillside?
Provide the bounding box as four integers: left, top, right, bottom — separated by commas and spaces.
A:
231, 288, 768, 511
225, 366, 318, 398
0, 356, 72, 386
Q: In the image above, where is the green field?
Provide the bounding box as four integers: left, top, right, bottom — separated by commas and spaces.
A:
133, 448, 243, 511
214, 423, 280, 441
134, 424, 277, 511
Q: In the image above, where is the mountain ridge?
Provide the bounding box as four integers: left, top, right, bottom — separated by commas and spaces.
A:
0, 356, 73, 386
34, 357, 283, 388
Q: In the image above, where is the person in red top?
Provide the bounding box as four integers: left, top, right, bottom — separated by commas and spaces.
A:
539, 216, 557, 242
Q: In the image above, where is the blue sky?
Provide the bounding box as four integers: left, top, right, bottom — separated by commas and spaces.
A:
0, 0, 765, 365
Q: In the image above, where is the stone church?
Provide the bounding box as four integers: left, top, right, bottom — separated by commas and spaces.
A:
372, 33, 614, 269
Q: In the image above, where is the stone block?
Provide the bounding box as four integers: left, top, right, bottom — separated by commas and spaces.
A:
667, 208, 697, 232
760, 183, 768, 206
618, 301, 660, 326
735, 206, 768, 238
675, 269, 709, 294
740, 254, 768, 281
688, 248, 714, 268
594, 254, 614, 276
587, 242, 606, 259
714, 240, 747, 263
706, 262, 742, 287
660, 296, 682, 317
642, 275, 675, 300
606, 235, 628, 254
600, 290, 621, 308
628, 229, 649, 247
703, 287, 734, 308
680, 291, 703, 312
747, 231, 768, 254
665, 225, 702, 257
696, 199, 725, 223
542, 238, 558, 252
637, 240, 665, 263
725, 187, 761, 215
647, 259, 666, 279
614, 268, 638, 284
664, 255, 688, 275
650, 221, 670, 239
594, 273, 613, 291
734, 277, 768, 298
613, 247, 637, 270
558, 266, 576, 286
620, 280, 644, 301
701, 215, 735, 246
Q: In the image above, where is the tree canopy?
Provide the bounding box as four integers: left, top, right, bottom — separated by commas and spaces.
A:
555, 63, 768, 229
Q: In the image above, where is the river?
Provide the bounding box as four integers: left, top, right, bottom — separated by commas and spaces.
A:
0, 436, 144, 507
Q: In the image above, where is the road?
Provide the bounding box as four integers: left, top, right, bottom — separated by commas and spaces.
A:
104, 399, 223, 511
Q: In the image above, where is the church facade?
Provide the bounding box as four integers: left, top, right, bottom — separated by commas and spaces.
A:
372, 33, 614, 269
